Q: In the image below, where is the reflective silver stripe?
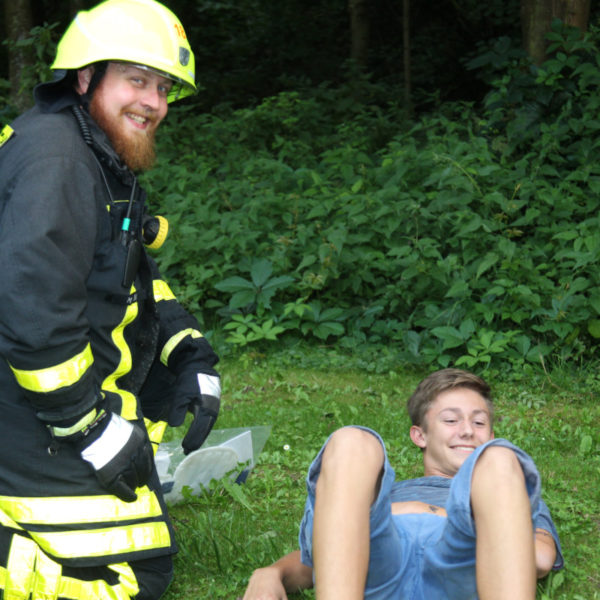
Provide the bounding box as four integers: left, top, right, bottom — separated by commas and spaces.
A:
196, 373, 221, 399
80, 413, 133, 470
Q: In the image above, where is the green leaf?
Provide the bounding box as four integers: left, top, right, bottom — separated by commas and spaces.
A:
459, 319, 476, 338
476, 252, 499, 280
261, 275, 295, 292
588, 320, 600, 338
215, 276, 254, 293
318, 307, 346, 322
229, 290, 257, 309
313, 322, 345, 339
579, 434, 593, 456
220, 477, 254, 512
431, 326, 466, 350
446, 280, 469, 298
351, 178, 364, 193
250, 259, 273, 287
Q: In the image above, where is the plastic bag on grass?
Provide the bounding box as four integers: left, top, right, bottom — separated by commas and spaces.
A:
155, 426, 271, 504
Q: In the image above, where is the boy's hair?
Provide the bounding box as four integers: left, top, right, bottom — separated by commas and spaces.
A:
407, 368, 493, 430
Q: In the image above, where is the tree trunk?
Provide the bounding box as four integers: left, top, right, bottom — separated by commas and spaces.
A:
4, 0, 34, 112
553, 0, 591, 31
521, 0, 591, 65
402, 0, 412, 116
348, 0, 370, 68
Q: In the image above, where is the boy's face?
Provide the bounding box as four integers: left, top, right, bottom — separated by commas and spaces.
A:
410, 387, 493, 478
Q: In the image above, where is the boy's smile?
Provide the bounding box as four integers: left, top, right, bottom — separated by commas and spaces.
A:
410, 387, 494, 478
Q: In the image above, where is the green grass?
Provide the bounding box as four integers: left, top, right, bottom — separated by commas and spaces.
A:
162, 348, 600, 599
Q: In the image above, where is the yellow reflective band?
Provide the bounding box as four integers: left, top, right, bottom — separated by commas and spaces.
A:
59, 574, 133, 600
0, 506, 23, 531
0, 124, 15, 148
160, 328, 204, 366
6, 534, 37, 598
51, 408, 97, 438
33, 521, 171, 560
145, 216, 169, 250
153, 279, 176, 302
9, 343, 93, 393
107, 563, 140, 599
31, 542, 62, 599
0, 540, 139, 600
102, 285, 138, 420
0, 487, 162, 526
144, 418, 168, 450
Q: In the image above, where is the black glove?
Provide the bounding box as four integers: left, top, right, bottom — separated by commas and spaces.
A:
168, 369, 221, 455
50, 406, 153, 502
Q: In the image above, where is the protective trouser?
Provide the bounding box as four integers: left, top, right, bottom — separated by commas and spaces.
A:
0, 526, 173, 600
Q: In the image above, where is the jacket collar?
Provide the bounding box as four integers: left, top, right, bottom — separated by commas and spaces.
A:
34, 78, 134, 184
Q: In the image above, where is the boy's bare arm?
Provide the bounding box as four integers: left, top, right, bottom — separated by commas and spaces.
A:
241, 550, 313, 600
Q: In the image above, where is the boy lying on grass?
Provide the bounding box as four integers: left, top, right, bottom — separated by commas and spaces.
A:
242, 368, 563, 600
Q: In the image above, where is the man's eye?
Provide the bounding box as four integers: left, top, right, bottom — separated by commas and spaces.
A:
444, 419, 457, 424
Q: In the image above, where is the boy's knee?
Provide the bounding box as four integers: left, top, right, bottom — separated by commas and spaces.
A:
321, 427, 384, 472
473, 446, 525, 489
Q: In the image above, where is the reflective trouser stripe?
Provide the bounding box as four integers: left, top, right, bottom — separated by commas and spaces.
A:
144, 419, 168, 454
5, 534, 37, 599
0, 507, 23, 532
0, 488, 171, 561
1, 534, 139, 599
34, 522, 171, 560
0, 487, 162, 526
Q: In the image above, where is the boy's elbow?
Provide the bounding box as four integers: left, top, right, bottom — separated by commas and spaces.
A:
535, 531, 557, 579
536, 563, 553, 579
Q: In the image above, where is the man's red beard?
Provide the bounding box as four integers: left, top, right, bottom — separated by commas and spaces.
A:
89, 96, 158, 172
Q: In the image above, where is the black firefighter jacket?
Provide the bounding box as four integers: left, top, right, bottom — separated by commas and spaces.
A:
0, 82, 219, 569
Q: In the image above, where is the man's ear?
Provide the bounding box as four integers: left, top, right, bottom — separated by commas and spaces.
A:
75, 66, 95, 95
410, 425, 427, 449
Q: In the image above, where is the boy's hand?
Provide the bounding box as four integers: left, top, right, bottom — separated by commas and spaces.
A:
240, 566, 288, 600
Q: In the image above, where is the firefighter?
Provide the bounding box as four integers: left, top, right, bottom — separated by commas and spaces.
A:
0, 1, 221, 598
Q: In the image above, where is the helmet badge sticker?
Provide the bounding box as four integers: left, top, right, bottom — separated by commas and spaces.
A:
179, 47, 190, 66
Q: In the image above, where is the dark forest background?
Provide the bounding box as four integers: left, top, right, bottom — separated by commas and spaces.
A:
2, 0, 598, 113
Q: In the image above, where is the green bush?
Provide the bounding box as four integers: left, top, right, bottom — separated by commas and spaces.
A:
0, 20, 597, 371
142, 25, 600, 371
0, 22, 58, 116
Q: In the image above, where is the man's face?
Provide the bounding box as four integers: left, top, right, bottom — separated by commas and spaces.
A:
88, 63, 172, 171
410, 387, 493, 478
